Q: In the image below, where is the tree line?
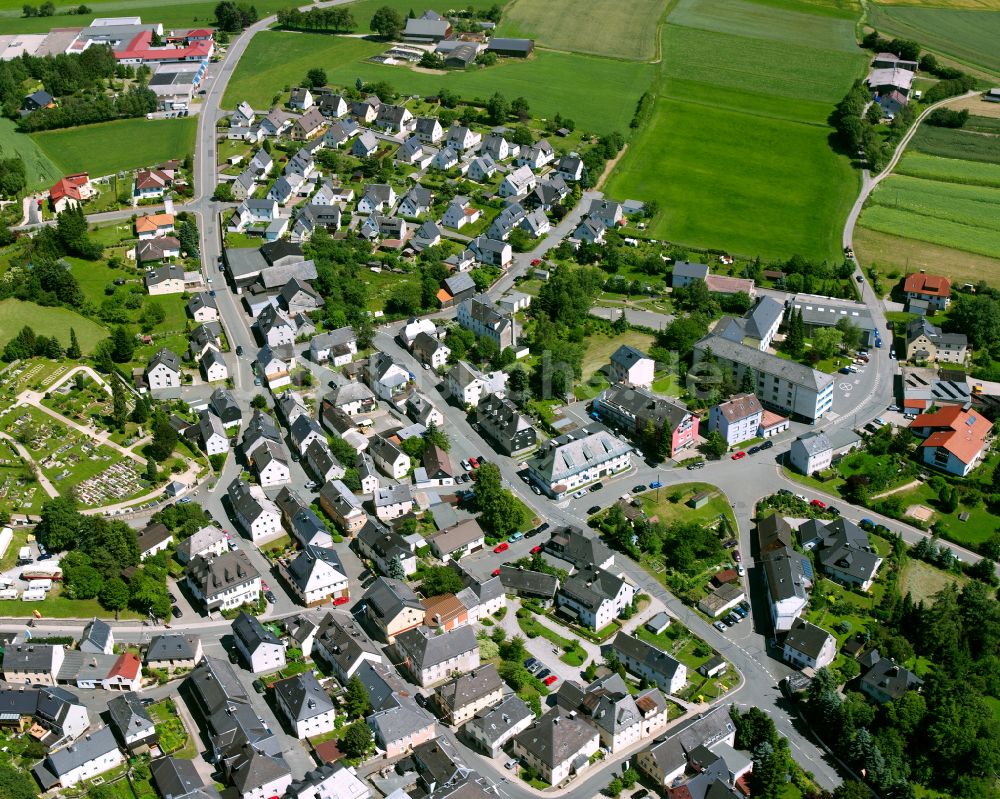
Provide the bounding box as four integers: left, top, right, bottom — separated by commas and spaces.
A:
17, 86, 157, 132
0, 45, 116, 117
276, 6, 356, 32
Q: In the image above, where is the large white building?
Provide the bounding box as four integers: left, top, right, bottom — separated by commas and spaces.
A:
709, 393, 764, 446
527, 425, 631, 499
693, 334, 834, 421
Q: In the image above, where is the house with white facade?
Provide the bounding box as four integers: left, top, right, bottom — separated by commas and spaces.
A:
228, 478, 283, 543
274, 671, 337, 739
233, 611, 286, 674
186, 551, 261, 612
709, 393, 764, 447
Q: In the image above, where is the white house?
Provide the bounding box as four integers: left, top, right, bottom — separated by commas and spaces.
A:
445, 361, 508, 408
368, 435, 410, 480
512, 710, 599, 787
610, 633, 687, 695
198, 411, 229, 456
186, 551, 261, 612
274, 671, 337, 739
145, 349, 181, 390
33, 727, 123, 789
442, 196, 480, 230
557, 567, 634, 630
233, 611, 286, 674
783, 619, 837, 671
498, 165, 536, 198
285, 545, 349, 606
608, 345, 655, 389
788, 431, 832, 475
200, 349, 229, 384
228, 478, 283, 544
709, 393, 764, 447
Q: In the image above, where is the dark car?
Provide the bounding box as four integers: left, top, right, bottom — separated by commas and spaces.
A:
168, 592, 177, 603
587, 505, 602, 515
537, 668, 551, 680
37, 552, 53, 560
828, 506, 841, 516
171, 605, 183, 618
235, 345, 243, 356
591, 481, 604, 492
228, 648, 239, 663
687, 460, 705, 470
265, 591, 276, 603
748, 445, 761, 455
537, 522, 550, 533
760, 440, 773, 450
415, 693, 428, 707
525, 528, 539, 538
633, 484, 647, 494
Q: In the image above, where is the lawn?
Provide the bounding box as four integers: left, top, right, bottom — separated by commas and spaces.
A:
606, 0, 866, 262
637, 482, 737, 530
230, 31, 655, 135
854, 226, 1000, 289
32, 117, 196, 178
895, 150, 1000, 188
910, 124, 1000, 164
0, 118, 60, 191
868, 3, 1000, 78
148, 699, 197, 758
0, 0, 292, 33
497, 0, 667, 60
889, 482, 996, 547
0, 299, 107, 354
0, 590, 140, 619
899, 557, 966, 604
861, 176, 1000, 259
580, 330, 656, 383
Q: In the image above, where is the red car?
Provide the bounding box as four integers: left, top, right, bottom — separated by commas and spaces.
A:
261, 581, 270, 591
494, 542, 509, 554
531, 258, 541, 266
469, 457, 480, 469
543, 675, 558, 686
531, 545, 542, 554
733, 549, 742, 563
333, 596, 350, 605
731, 451, 746, 460
810, 499, 826, 509
492, 568, 501, 577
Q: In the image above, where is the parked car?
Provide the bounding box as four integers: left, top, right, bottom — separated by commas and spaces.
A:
722, 615, 736, 627
572, 488, 588, 499
633, 484, 647, 493
839, 367, 852, 375
333, 596, 349, 605
828, 506, 841, 516
461, 460, 472, 471
733, 605, 748, 618
235, 345, 243, 356
469, 457, 480, 469
492, 568, 501, 577
171, 606, 182, 618
168, 592, 177, 603
494, 542, 509, 554
265, 591, 276, 603
686, 461, 705, 470
590, 481, 604, 492
525, 657, 538, 669
508, 532, 523, 543
543, 675, 558, 686
713, 621, 727, 632
537, 668, 551, 680
731, 451, 746, 460
760, 440, 773, 450
737, 564, 745, 576
748, 445, 761, 455
810, 499, 826, 509
587, 505, 602, 515
733, 549, 742, 562
531, 545, 542, 554
537, 522, 550, 533
531, 485, 541, 495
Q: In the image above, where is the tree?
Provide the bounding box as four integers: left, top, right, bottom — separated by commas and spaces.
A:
474, 463, 529, 536
704, 430, 728, 460
131, 397, 149, 424
212, 182, 234, 201
783, 307, 805, 357
836, 317, 862, 351
345, 676, 371, 719
111, 377, 128, 429
306, 67, 327, 89
35, 497, 82, 551
338, 720, 374, 759
424, 421, 450, 452
833, 781, 872, 799
508, 366, 529, 398
511, 96, 530, 120
250, 394, 268, 410
811, 327, 843, 360
146, 458, 158, 483
67, 327, 81, 359
99, 576, 129, 610
148, 412, 178, 461
0, 762, 41, 799
486, 92, 510, 125
420, 565, 464, 596
110, 325, 134, 362
215, 1, 257, 32
386, 555, 405, 580
370, 5, 404, 38
605, 778, 623, 797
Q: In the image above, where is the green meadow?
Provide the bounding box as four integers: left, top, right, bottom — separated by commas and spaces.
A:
0, 118, 60, 191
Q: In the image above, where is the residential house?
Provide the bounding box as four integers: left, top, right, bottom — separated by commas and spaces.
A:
290, 87, 314, 110
469, 236, 512, 268
464, 694, 534, 757
365, 351, 411, 401
309, 326, 357, 366
498, 566, 559, 605
468, 155, 497, 182
274, 671, 336, 739
482, 132, 514, 161
528, 174, 570, 211
556, 154, 584, 182
909, 405, 991, 477
788, 431, 833, 475
446, 125, 481, 151
445, 361, 508, 408
186, 551, 261, 612
175, 525, 227, 565
557, 566, 634, 631
515, 139, 554, 170
376, 104, 415, 135
144, 634, 203, 673
368, 434, 410, 479
709, 393, 764, 446
49, 173, 94, 213
415, 116, 444, 143
782, 619, 836, 671
433, 146, 459, 171
32, 727, 123, 790
137, 236, 181, 264
396, 135, 429, 167
456, 294, 519, 349
136, 521, 174, 560
145, 348, 181, 390
608, 344, 655, 388
635, 705, 739, 790
253, 305, 296, 347
188, 292, 219, 323
762, 545, 812, 632
559, 673, 668, 753
428, 519, 485, 563
435, 663, 503, 725
399, 186, 433, 217
413, 220, 442, 249
248, 439, 291, 488
904, 271, 951, 311
255, 345, 291, 389
279, 277, 322, 315
352, 130, 379, 158
442, 196, 480, 230
360, 661, 437, 757
475, 393, 537, 455
107, 692, 158, 753
288, 414, 325, 457
325, 383, 377, 420
498, 165, 536, 198
395, 625, 479, 688
815, 518, 883, 590
210, 388, 242, 429
133, 167, 173, 199
352, 95, 381, 123
304, 440, 345, 486
543, 527, 615, 571
286, 763, 369, 799
374, 483, 414, 522
713, 296, 784, 351
527, 425, 631, 499
588, 198, 623, 228
591, 385, 698, 460
135, 213, 175, 240
145, 264, 186, 295
672, 260, 710, 288
512, 709, 599, 787
312, 610, 383, 682
905, 318, 967, 364
318, 93, 348, 118
318, 480, 366, 535
358, 576, 424, 642
574, 216, 606, 245
80, 619, 114, 655
609, 632, 687, 694
411, 331, 450, 370
859, 649, 923, 703
291, 107, 327, 140
227, 478, 282, 543
233, 611, 286, 674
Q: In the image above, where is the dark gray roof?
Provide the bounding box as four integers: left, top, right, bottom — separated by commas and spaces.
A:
436, 663, 502, 713
148, 347, 180, 373
695, 334, 834, 392
816, 518, 882, 583
314, 610, 382, 675
287, 545, 346, 589
357, 522, 412, 565
512, 708, 596, 768
3, 643, 62, 673
145, 634, 200, 664
107, 692, 155, 740
544, 526, 614, 570
273, 671, 334, 722
784, 619, 834, 660
151, 757, 218, 799
395, 625, 478, 670
469, 694, 533, 744
762, 547, 810, 603
861, 651, 923, 700
361, 576, 423, 623
792, 431, 832, 457
673, 260, 709, 279
498, 566, 559, 599
232, 611, 281, 654
184, 656, 249, 717
210, 388, 242, 423
487, 37, 534, 52
559, 567, 628, 612
81, 618, 113, 651
187, 551, 260, 600
611, 632, 684, 682
43, 726, 119, 777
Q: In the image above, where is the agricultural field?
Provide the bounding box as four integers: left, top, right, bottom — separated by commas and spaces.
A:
856, 123, 1000, 280
31, 117, 196, 178
0, 119, 60, 191
606, 0, 867, 262
0, 299, 107, 354
228, 31, 654, 134
497, 0, 666, 60
868, 2, 1000, 78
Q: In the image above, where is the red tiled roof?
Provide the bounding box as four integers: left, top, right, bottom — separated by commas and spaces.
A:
116, 30, 213, 62
49, 173, 89, 202
108, 652, 140, 680
911, 406, 991, 465
904, 398, 927, 409
904, 272, 951, 298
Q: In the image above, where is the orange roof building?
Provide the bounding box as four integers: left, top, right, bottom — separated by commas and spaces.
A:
135, 213, 175, 238
909, 405, 991, 477
904, 272, 951, 310
49, 173, 93, 211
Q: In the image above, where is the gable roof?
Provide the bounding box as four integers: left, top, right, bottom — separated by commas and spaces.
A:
903, 272, 951, 297
513, 708, 596, 768
273, 671, 334, 721
611, 632, 684, 681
